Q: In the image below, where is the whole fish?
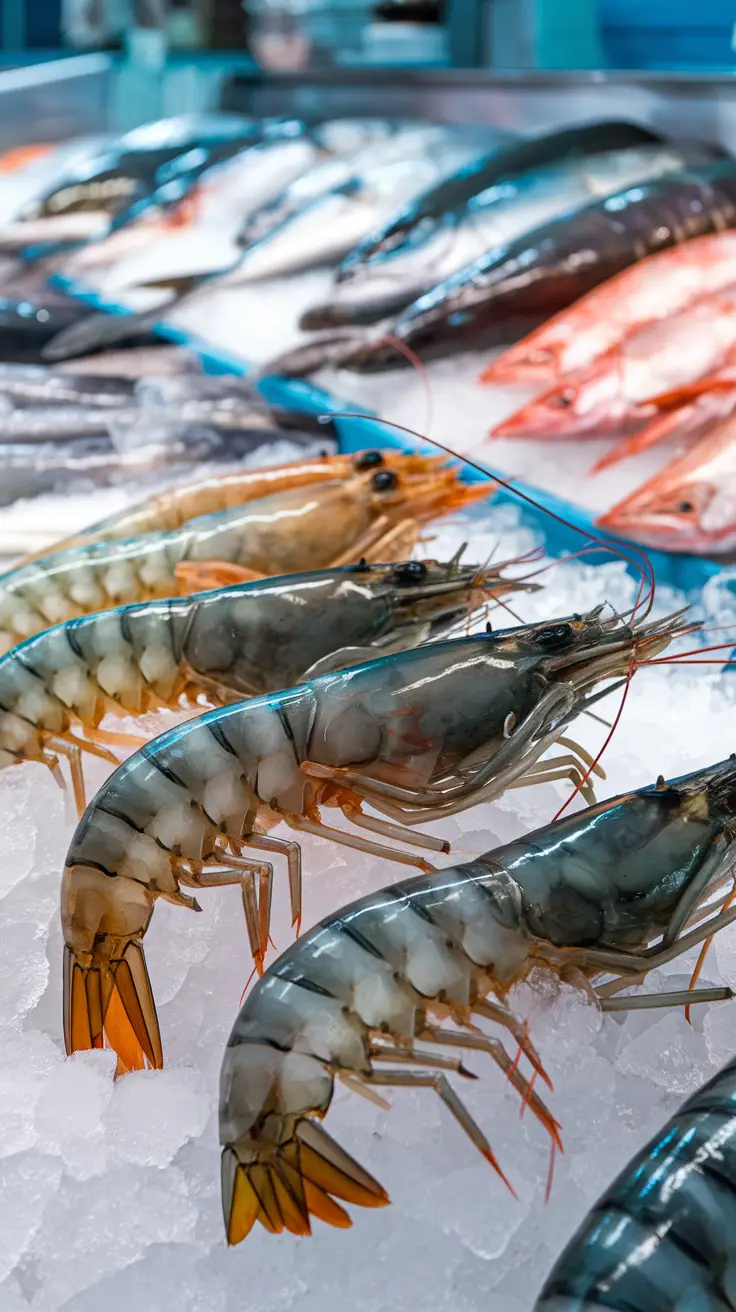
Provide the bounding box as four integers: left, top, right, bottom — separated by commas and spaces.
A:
0, 297, 163, 364
43, 121, 399, 363
481, 229, 736, 386
332, 161, 736, 375
493, 285, 736, 440
231, 126, 506, 284
0, 114, 259, 254
597, 414, 736, 554
0, 422, 335, 507
339, 119, 668, 277
301, 139, 715, 330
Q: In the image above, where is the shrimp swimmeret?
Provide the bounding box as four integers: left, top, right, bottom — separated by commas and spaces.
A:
0, 553, 518, 814
61, 606, 687, 1074
219, 758, 736, 1242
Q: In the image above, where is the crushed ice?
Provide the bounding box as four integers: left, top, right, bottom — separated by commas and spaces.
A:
1, 484, 735, 1311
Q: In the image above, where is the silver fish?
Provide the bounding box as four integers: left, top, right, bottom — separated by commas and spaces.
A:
301, 140, 718, 331
231, 126, 507, 283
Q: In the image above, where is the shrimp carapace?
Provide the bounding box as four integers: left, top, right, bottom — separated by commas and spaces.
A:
220, 756, 736, 1241
2, 552, 523, 813
29, 450, 458, 559
62, 606, 690, 1073
0, 460, 490, 651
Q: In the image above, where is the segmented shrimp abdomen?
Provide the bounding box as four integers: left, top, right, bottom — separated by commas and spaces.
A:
536, 1058, 736, 1310
0, 529, 192, 651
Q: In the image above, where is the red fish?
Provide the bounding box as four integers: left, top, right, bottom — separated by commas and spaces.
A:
480, 231, 736, 386
491, 287, 736, 441
597, 415, 736, 554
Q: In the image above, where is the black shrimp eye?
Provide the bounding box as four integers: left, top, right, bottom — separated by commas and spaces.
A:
536, 622, 574, 649
372, 469, 398, 491
354, 450, 384, 470
392, 560, 427, 584
677, 500, 695, 514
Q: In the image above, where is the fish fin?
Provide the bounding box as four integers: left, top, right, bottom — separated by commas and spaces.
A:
41, 308, 162, 362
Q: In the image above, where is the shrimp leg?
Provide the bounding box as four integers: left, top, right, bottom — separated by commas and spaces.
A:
599, 986, 732, 1012
362, 1069, 514, 1191
417, 1024, 561, 1146
551, 896, 736, 979
179, 860, 274, 966
285, 813, 435, 874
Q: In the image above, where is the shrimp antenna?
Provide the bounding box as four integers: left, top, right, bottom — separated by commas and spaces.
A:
319, 412, 657, 622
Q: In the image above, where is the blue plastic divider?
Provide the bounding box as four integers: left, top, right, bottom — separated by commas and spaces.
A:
52, 272, 727, 596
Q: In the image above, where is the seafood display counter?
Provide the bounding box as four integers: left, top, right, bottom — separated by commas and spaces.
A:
2, 92, 736, 1312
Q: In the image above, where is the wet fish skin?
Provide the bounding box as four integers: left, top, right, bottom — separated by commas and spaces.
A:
0, 422, 335, 506
15, 114, 259, 234
0, 297, 158, 363
338, 119, 671, 276
493, 284, 736, 441
302, 139, 716, 330
481, 229, 736, 385
233, 125, 506, 283
597, 412, 736, 555
0, 363, 138, 408
341, 161, 736, 373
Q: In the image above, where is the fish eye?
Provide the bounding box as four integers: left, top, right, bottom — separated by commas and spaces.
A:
372, 469, 398, 491
677, 500, 695, 514
391, 560, 427, 585
355, 450, 384, 470
536, 622, 574, 649
550, 389, 575, 409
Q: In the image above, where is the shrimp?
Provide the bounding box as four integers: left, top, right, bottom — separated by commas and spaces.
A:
219, 756, 736, 1243
0, 462, 486, 654
61, 606, 687, 1073
535, 1050, 736, 1309
0, 554, 521, 814
29, 449, 440, 558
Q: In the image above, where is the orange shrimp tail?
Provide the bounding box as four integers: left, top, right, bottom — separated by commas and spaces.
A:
222, 1119, 389, 1245
63, 941, 163, 1075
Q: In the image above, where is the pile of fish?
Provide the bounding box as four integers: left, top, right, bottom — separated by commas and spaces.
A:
0, 361, 336, 506
5, 110, 736, 554
485, 230, 736, 555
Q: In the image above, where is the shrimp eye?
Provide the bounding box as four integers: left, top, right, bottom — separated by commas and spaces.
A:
677, 500, 695, 514
551, 389, 575, 409
372, 469, 398, 491
355, 450, 384, 470
536, 622, 574, 649
391, 560, 427, 584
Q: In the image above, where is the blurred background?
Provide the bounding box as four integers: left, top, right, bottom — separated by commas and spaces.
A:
1, 0, 735, 142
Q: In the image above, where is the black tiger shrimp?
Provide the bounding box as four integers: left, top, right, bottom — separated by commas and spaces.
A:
0, 456, 485, 653
62, 604, 687, 1073
219, 757, 736, 1243
536, 1048, 736, 1310
0, 553, 520, 815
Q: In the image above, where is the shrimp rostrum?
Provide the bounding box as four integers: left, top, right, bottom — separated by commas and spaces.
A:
33, 449, 438, 558
0, 553, 522, 814
0, 458, 485, 653
62, 605, 688, 1073
219, 756, 736, 1243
